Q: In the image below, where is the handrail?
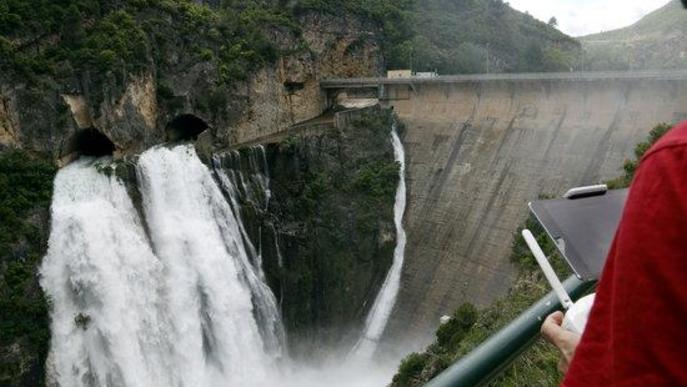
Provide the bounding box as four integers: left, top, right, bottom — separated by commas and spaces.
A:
424, 275, 595, 387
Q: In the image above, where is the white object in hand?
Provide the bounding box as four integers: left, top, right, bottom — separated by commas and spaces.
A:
562, 293, 595, 335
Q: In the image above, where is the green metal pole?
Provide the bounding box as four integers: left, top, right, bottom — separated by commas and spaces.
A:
424, 276, 594, 387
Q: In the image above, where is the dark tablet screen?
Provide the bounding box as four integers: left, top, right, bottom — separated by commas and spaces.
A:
529, 189, 628, 281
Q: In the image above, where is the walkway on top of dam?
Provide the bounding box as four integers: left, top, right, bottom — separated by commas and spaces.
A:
320, 69, 687, 88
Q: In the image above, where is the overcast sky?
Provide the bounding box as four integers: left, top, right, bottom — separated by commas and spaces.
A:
507, 0, 673, 37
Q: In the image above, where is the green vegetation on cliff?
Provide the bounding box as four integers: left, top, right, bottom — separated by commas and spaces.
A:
392, 217, 570, 387
606, 123, 672, 189
391, 122, 672, 386
0, 149, 55, 386
293, 0, 414, 66
290, 0, 583, 74
0, 0, 294, 94
0, 0, 585, 93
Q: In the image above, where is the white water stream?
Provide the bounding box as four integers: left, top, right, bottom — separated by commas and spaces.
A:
136, 145, 284, 385
41, 158, 171, 387
351, 124, 408, 359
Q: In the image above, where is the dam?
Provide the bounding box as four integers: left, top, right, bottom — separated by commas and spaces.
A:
322, 70, 687, 347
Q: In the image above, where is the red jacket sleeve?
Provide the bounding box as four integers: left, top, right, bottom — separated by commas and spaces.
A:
563, 124, 687, 386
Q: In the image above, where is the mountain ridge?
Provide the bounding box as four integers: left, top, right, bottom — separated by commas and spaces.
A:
580, 0, 687, 70
402, 0, 581, 74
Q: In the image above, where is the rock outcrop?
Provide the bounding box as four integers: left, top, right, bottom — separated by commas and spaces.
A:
225, 13, 383, 145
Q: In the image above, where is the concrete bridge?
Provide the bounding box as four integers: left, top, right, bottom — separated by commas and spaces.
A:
321, 70, 687, 351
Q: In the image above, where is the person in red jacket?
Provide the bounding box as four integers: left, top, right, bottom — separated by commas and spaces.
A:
541, 119, 687, 385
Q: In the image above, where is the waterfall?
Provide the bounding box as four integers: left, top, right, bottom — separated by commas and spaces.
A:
136, 145, 283, 384
351, 124, 408, 359
211, 149, 286, 354
41, 144, 285, 387
40, 158, 173, 387
219, 146, 271, 210
212, 147, 271, 274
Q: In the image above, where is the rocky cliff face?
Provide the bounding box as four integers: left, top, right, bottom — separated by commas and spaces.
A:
0, 9, 383, 161
0, 150, 55, 386
224, 13, 384, 145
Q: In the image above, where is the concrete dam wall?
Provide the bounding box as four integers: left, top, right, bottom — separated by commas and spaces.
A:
365, 73, 687, 346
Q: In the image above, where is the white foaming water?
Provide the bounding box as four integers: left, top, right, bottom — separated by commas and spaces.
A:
42, 145, 285, 387
351, 124, 408, 359
136, 145, 283, 385
211, 152, 285, 354
40, 158, 173, 387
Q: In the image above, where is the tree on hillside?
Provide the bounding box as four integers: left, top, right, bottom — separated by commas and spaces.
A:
548, 16, 558, 28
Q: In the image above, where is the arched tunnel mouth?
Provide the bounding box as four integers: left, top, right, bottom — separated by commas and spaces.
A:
68, 128, 116, 157
166, 114, 209, 142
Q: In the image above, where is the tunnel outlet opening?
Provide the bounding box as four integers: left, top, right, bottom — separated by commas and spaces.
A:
69, 128, 116, 157
166, 114, 209, 142
284, 81, 305, 94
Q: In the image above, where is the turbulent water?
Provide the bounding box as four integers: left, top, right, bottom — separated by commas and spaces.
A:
41, 158, 172, 387
136, 145, 284, 383
352, 124, 408, 359
41, 146, 284, 387
41, 128, 407, 386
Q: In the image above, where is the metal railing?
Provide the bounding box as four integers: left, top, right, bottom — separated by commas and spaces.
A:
424, 275, 595, 387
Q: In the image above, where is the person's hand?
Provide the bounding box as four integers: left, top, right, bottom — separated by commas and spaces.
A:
541, 311, 581, 373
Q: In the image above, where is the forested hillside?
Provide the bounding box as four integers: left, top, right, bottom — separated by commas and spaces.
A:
0, 0, 413, 89
0, 0, 583, 93
395, 0, 582, 74
581, 0, 687, 71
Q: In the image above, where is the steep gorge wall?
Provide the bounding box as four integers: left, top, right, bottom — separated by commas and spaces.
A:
382, 77, 687, 347
223, 13, 384, 145
208, 107, 400, 358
